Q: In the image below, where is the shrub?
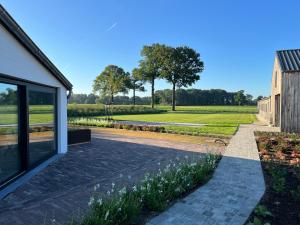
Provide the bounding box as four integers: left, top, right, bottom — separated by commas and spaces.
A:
68, 104, 166, 117
68, 118, 167, 134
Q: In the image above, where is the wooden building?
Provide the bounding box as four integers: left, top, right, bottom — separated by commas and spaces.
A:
258, 49, 300, 133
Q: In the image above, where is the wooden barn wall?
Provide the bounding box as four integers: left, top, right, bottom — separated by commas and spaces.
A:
270, 57, 282, 126
281, 72, 300, 133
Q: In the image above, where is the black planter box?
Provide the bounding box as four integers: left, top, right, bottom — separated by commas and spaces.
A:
68, 129, 91, 145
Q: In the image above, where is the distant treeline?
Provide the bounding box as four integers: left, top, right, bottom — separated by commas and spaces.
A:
68, 89, 263, 106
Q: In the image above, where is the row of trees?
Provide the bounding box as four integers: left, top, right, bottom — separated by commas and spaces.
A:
93, 43, 204, 111
69, 89, 263, 106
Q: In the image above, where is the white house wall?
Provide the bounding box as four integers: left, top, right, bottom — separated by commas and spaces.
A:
0, 23, 68, 154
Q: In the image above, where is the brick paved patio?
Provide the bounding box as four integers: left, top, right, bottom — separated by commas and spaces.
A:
0, 132, 223, 225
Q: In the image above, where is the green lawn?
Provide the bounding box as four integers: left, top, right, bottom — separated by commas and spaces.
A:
97, 113, 256, 125
93, 105, 257, 136
164, 124, 238, 136
0, 114, 53, 125
157, 105, 257, 114
0, 105, 54, 125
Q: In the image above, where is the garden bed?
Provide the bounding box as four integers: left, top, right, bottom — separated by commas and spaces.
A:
246, 132, 300, 225
69, 154, 221, 225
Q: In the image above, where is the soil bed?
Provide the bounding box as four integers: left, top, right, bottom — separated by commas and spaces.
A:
246, 132, 300, 225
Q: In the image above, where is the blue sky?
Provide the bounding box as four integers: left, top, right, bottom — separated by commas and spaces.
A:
1, 0, 300, 97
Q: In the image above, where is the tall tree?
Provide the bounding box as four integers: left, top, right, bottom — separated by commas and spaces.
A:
128, 68, 145, 106
138, 44, 166, 108
234, 90, 247, 106
93, 65, 129, 104
160, 46, 204, 111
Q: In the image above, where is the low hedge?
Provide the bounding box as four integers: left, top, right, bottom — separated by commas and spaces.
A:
68, 118, 166, 133
67, 104, 166, 117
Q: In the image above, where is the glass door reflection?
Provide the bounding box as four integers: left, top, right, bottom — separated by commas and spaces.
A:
0, 83, 21, 184
28, 89, 56, 167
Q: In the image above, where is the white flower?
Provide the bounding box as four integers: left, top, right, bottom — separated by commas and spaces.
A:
112, 183, 115, 188
94, 183, 100, 191
107, 190, 111, 196
185, 155, 189, 159
132, 185, 137, 192
158, 162, 161, 166
88, 196, 95, 206
119, 187, 127, 195
97, 198, 103, 205
118, 207, 122, 212
147, 183, 151, 190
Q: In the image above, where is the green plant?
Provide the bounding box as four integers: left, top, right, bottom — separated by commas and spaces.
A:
67, 104, 166, 117
247, 217, 270, 225
268, 163, 286, 193
254, 205, 272, 218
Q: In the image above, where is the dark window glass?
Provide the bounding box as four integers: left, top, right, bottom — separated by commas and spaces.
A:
28, 90, 56, 167
0, 83, 20, 183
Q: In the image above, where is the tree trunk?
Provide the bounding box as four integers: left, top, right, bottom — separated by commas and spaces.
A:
172, 82, 176, 111
151, 77, 155, 109
133, 88, 136, 106
111, 93, 114, 105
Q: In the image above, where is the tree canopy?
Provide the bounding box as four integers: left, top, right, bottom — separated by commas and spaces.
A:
159, 46, 204, 110
93, 65, 129, 104
137, 43, 167, 108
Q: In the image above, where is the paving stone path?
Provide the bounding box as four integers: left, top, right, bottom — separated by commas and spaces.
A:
0, 132, 223, 225
147, 124, 279, 225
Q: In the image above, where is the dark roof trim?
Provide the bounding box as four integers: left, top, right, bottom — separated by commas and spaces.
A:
276, 49, 300, 73
0, 5, 72, 90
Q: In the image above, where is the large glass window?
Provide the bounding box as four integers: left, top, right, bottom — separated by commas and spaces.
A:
0, 77, 57, 188
0, 83, 21, 184
28, 89, 56, 167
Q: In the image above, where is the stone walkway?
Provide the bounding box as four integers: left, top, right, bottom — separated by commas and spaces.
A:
147, 124, 279, 225
0, 132, 223, 225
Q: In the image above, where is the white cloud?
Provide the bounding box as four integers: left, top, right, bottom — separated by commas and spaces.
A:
106, 22, 118, 32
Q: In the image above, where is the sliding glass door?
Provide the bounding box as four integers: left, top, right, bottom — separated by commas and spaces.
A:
0, 77, 57, 188
0, 83, 21, 184
28, 88, 56, 167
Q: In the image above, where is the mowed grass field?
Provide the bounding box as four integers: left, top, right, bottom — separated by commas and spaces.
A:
103, 112, 256, 125
96, 105, 257, 136
0, 105, 54, 125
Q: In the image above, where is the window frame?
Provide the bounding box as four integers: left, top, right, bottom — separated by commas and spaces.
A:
0, 73, 58, 189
